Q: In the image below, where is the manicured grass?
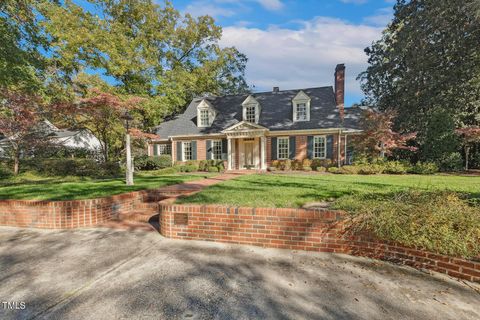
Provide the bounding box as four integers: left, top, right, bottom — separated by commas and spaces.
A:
177, 173, 480, 208
0, 171, 214, 201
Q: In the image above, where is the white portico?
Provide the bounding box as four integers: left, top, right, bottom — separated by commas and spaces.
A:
222, 121, 269, 171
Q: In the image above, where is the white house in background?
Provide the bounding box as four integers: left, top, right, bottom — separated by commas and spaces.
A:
0, 120, 102, 157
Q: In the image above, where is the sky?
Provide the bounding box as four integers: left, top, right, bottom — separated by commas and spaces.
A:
172, 0, 396, 106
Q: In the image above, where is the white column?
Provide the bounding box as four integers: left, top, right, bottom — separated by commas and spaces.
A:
125, 133, 134, 186
227, 138, 232, 170
261, 136, 267, 170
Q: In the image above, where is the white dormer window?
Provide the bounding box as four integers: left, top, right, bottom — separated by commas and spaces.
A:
197, 100, 216, 127
292, 91, 311, 122
242, 95, 261, 123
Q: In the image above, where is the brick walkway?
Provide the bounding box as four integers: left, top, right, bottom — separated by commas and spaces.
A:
98, 172, 249, 232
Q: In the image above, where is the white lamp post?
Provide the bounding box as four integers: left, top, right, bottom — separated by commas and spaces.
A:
121, 110, 134, 186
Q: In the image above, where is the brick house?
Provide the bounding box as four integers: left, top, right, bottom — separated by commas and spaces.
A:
148, 64, 363, 170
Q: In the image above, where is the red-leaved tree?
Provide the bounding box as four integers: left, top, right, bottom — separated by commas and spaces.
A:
354, 109, 417, 159
456, 126, 480, 170
0, 89, 44, 174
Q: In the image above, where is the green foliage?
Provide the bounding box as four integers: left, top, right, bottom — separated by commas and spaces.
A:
0, 164, 13, 179
338, 191, 480, 258
359, 0, 480, 139
438, 152, 463, 172
315, 166, 326, 172
311, 159, 332, 169
208, 166, 219, 173
198, 160, 208, 171
339, 165, 360, 174
29, 159, 121, 178
420, 110, 461, 165
303, 166, 312, 172
409, 162, 439, 175
382, 161, 408, 174
328, 167, 340, 174
134, 155, 172, 171
291, 159, 302, 170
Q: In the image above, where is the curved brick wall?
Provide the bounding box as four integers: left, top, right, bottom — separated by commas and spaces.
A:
0, 189, 167, 229
159, 203, 480, 283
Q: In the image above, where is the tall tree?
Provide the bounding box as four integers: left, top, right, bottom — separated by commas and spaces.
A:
359, 0, 480, 162
42, 0, 249, 129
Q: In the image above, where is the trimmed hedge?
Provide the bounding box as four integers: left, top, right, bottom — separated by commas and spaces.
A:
135, 155, 172, 171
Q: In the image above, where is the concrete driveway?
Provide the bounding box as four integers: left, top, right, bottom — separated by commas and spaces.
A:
0, 227, 479, 320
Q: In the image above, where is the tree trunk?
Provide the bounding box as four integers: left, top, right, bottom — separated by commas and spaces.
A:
13, 152, 19, 175
465, 146, 470, 171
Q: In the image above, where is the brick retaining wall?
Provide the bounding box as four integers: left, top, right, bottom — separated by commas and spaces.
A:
159, 203, 480, 283
0, 189, 170, 229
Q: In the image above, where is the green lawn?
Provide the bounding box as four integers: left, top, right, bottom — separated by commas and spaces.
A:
177, 173, 480, 208
0, 171, 214, 201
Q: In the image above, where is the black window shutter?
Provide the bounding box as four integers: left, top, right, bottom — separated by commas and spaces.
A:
307, 136, 313, 158
191, 141, 197, 160
326, 135, 334, 159
271, 137, 277, 160
176, 141, 182, 161
289, 136, 295, 159
221, 139, 228, 160
153, 144, 158, 156
206, 140, 212, 160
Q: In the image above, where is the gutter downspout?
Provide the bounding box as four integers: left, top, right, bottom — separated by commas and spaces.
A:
344, 134, 348, 165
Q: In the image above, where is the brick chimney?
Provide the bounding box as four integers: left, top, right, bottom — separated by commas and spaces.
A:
335, 63, 345, 119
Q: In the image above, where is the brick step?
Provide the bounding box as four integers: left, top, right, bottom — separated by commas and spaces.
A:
98, 219, 159, 232
117, 211, 158, 223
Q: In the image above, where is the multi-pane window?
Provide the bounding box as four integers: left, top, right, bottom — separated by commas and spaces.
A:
313, 136, 326, 159
200, 109, 210, 126
277, 137, 289, 160
156, 144, 171, 155
212, 140, 222, 160
245, 105, 256, 123
296, 103, 307, 121
183, 141, 192, 161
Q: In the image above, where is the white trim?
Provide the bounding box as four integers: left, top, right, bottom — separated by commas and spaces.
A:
197, 100, 216, 128
182, 141, 192, 161
312, 135, 327, 159
242, 95, 261, 124
227, 138, 232, 170
277, 136, 289, 160
292, 91, 311, 122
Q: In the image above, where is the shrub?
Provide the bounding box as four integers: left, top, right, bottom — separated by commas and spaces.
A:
272, 160, 280, 169
438, 152, 463, 172
198, 160, 208, 171
184, 165, 198, 172
311, 159, 332, 169
316, 166, 326, 172
34, 159, 120, 178
208, 166, 219, 172
303, 166, 312, 172
283, 159, 292, 171
135, 155, 172, 171
358, 164, 384, 175
339, 165, 360, 174
292, 159, 302, 170
336, 191, 480, 258
328, 167, 340, 174
0, 165, 13, 178
302, 158, 312, 169
409, 162, 438, 174
383, 161, 408, 174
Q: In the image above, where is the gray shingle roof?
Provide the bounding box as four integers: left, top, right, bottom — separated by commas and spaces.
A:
154, 86, 362, 139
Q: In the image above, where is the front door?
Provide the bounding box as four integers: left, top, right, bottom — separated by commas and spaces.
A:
244, 142, 254, 168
